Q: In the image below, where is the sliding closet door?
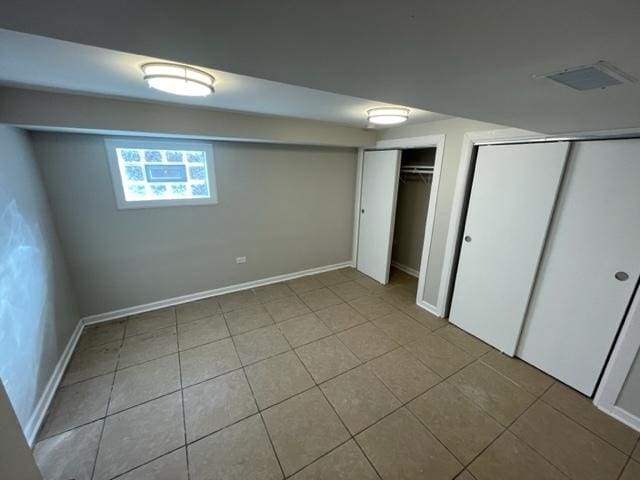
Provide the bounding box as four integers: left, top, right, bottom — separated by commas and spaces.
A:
450, 142, 569, 354
518, 139, 640, 396
357, 150, 401, 284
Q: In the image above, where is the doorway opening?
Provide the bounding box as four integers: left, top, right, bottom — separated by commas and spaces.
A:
355, 146, 437, 298
354, 133, 445, 315
391, 148, 436, 279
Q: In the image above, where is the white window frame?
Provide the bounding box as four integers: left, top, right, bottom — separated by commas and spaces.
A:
105, 138, 218, 209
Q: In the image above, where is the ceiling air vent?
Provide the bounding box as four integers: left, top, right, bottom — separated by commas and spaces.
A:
536, 61, 637, 91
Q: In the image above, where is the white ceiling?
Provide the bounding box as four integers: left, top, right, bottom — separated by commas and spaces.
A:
0, 29, 447, 128
2, 0, 639, 134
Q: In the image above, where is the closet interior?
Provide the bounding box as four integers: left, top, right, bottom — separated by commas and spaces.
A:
356, 146, 437, 286
391, 147, 436, 278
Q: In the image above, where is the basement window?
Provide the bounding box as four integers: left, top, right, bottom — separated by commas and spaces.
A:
105, 139, 217, 209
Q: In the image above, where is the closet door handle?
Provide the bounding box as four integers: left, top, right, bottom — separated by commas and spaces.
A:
361, 209, 365, 214
464, 235, 472, 243
615, 271, 629, 281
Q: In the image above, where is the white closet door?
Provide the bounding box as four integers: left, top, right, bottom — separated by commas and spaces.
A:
450, 142, 569, 354
518, 139, 640, 396
357, 150, 401, 284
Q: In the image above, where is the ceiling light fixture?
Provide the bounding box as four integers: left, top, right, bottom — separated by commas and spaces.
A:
141, 62, 215, 96
367, 107, 410, 125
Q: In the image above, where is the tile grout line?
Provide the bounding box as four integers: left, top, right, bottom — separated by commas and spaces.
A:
615, 456, 633, 480
512, 394, 633, 479
275, 311, 423, 480
242, 366, 287, 479
38, 301, 453, 442
179, 316, 386, 396
262, 310, 359, 475
445, 364, 532, 430
401, 405, 466, 477
334, 352, 427, 480
106, 445, 185, 480
47, 271, 525, 479
285, 437, 364, 479
80, 385, 186, 437
73, 312, 292, 391
536, 383, 639, 458
477, 351, 556, 396
87, 308, 186, 480
31, 345, 531, 454
174, 308, 191, 480
182, 274, 404, 472
39, 270, 373, 472
283, 324, 375, 479
62, 335, 187, 390
615, 437, 640, 480
536, 395, 636, 461
476, 360, 637, 466
181, 411, 276, 450
351, 441, 385, 480
55, 272, 607, 480
329, 333, 470, 476
448, 395, 566, 478
498, 397, 575, 478
225, 308, 288, 480
385, 356, 552, 474
257, 410, 287, 479
89, 323, 127, 480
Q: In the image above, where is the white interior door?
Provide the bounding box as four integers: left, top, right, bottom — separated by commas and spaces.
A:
450, 142, 569, 354
517, 139, 640, 396
356, 150, 401, 284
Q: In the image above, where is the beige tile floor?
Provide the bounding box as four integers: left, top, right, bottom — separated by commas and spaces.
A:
33, 267, 640, 480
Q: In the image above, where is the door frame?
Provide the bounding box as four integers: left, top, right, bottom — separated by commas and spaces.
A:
443, 126, 640, 431
353, 134, 446, 313
595, 285, 640, 430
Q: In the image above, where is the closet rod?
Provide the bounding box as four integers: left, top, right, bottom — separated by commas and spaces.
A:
400, 167, 434, 175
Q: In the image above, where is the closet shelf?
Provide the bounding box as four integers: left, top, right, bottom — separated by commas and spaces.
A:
400, 166, 434, 175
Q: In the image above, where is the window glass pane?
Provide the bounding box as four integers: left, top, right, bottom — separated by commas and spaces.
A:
150, 184, 167, 196
189, 166, 206, 180
121, 149, 141, 162
125, 165, 144, 181
166, 151, 183, 162
191, 183, 209, 197
114, 145, 212, 203
187, 151, 205, 163
128, 184, 146, 197
144, 150, 162, 162
171, 183, 188, 195
145, 164, 187, 182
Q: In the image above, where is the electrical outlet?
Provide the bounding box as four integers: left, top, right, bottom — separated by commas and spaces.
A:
236, 256, 247, 264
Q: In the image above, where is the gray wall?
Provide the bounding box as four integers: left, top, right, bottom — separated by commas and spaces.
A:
378, 118, 504, 307
616, 348, 640, 418
0, 382, 42, 479
32, 132, 357, 316
0, 126, 79, 433
392, 178, 431, 272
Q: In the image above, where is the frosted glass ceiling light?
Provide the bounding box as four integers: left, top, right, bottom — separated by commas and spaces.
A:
141, 63, 214, 96
367, 107, 410, 125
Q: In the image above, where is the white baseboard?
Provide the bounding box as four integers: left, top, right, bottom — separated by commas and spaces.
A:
82, 261, 354, 325
24, 319, 84, 446
596, 404, 640, 433
391, 261, 420, 278
417, 299, 444, 318
23, 260, 355, 445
